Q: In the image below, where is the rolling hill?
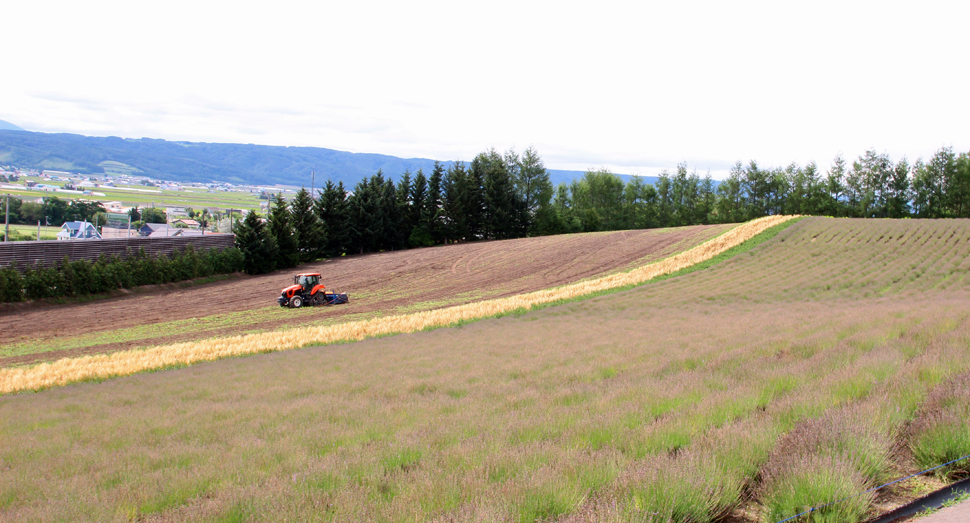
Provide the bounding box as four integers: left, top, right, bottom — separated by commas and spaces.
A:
2, 217, 968, 522
0, 129, 654, 188
0, 120, 25, 132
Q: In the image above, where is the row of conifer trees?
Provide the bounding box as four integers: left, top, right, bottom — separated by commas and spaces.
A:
233, 147, 553, 274
234, 145, 970, 275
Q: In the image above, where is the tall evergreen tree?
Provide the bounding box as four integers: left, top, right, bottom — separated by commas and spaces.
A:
826, 155, 848, 217
409, 169, 428, 228
290, 187, 326, 262
465, 158, 486, 240
517, 146, 553, 235
571, 169, 625, 231
424, 162, 444, 243
441, 162, 470, 242
952, 153, 970, 218
712, 164, 740, 223
408, 169, 433, 247
930, 146, 956, 217
347, 173, 382, 253
396, 170, 413, 234
235, 210, 278, 275
910, 159, 932, 218
655, 170, 674, 226
697, 173, 716, 224
475, 148, 520, 239
382, 177, 406, 250
670, 163, 700, 226
268, 193, 299, 269
317, 180, 350, 257
624, 175, 658, 229
743, 160, 772, 219
803, 161, 828, 215
887, 158, 911, 218
848, 150, 892, 218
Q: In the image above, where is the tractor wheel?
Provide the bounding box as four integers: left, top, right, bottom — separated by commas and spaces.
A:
313, 293, 327, 306
290, 295, 303, 308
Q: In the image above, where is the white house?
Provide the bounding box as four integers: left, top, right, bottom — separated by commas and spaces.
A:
57, 221, 102, 240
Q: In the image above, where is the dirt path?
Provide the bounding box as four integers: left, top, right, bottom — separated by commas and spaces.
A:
0, 225, 733, 365
906, 499, 970, 522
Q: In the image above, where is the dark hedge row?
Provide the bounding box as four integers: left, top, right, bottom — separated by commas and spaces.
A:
0, 245, 244, 303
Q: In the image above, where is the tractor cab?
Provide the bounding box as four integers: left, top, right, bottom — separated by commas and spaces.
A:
296, 273, 320, 292
287, 273, 325, 297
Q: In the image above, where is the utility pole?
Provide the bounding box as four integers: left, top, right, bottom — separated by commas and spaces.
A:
311, 167, 316, 200
4, 193, 8, 242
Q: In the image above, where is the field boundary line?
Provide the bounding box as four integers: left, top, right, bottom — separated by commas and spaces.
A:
0, 215, 799, 394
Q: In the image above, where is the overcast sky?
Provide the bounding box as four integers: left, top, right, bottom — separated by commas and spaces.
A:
4, 1, 968, 178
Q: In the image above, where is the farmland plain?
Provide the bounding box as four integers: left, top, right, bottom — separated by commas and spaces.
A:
6, 177, 266, 211
1, 223, 59, 240
0, 224, 734, 366
2, 217, 970, 522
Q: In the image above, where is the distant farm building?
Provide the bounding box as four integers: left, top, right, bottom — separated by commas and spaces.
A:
139, 223, 204, 237
57, 221, 102, 240
171, 218, 200, 228
100, 226, 139, 239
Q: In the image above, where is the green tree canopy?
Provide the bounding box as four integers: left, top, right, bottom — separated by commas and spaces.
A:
235, 210, 278, 275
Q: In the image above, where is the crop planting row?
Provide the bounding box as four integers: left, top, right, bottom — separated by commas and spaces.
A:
1, 217, 969, 521
0, 216, 795, 393
635, 217, 970, 305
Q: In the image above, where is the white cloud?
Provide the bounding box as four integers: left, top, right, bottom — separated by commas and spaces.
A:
3, 0, 968, 178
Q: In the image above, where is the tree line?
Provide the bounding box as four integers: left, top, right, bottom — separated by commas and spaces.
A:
1, 197, 108, 229
234, 145, 970, 275
234, 147, 553, 273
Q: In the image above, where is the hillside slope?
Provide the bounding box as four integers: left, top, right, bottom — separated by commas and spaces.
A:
2, 217, 969, 522
0, 223, 734, 365
636, 216, 970, 304
0, 119, 25, 132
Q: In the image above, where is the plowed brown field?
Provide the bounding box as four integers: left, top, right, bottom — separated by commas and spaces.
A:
0, 224, 733, 366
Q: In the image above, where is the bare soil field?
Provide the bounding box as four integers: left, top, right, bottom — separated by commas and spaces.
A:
0, 224, 733, 366
2, 217, 970, 523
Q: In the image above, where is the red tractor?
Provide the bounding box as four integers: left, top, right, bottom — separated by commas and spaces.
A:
278, 273, 349, 308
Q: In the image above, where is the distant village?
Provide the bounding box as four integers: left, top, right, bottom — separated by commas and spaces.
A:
0, 165, 301, 241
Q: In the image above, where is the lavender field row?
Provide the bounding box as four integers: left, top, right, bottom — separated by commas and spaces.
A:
1, 217, 969, 522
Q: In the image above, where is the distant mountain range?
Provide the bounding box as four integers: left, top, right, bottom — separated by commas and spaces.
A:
0, 127, 655, 188
0, 119, 25, 132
